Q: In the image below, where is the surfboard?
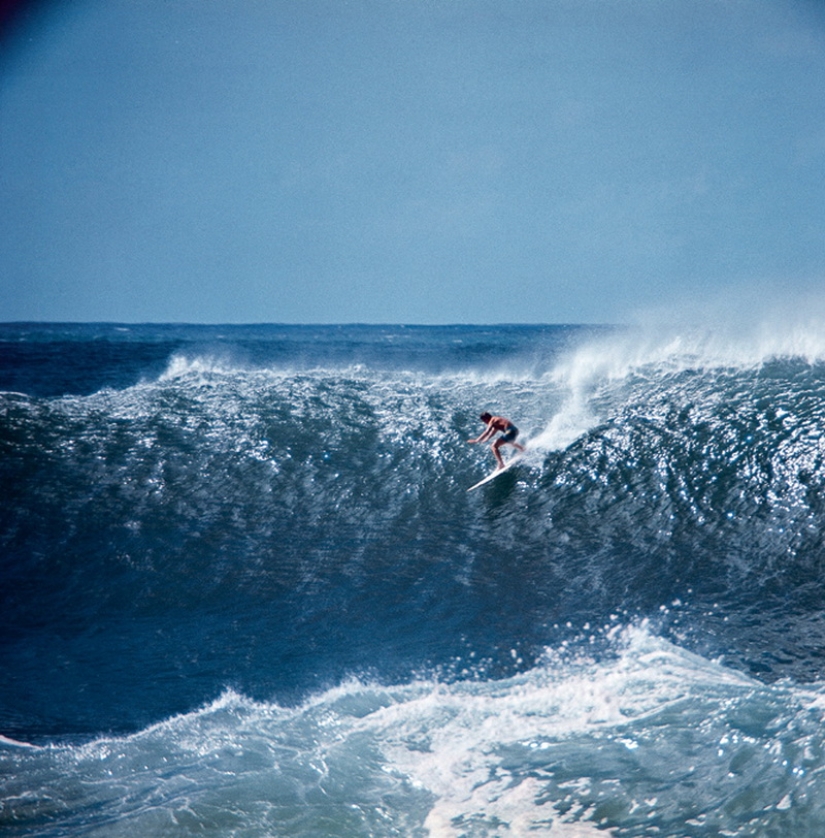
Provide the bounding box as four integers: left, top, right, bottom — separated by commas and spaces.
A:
0, 734, 39, 749
467, 455, 524, 491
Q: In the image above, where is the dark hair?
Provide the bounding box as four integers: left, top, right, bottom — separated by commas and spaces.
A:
480, 412, 492, 422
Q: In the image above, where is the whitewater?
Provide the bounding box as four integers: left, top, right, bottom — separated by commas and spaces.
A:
3, 322, 825, 836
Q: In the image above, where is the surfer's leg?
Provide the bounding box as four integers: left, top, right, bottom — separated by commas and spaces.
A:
492, 438, 505, 469
506, 427, 525, 455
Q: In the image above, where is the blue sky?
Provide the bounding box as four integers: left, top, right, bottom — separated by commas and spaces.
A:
1, 0, 824, 324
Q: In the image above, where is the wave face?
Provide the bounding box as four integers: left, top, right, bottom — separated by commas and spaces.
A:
3, 322, 825, 836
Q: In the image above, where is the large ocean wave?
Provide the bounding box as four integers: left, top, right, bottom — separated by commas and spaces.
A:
3, 322, 825, 835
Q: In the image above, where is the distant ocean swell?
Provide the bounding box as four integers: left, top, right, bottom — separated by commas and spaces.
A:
3, 323, 825, 836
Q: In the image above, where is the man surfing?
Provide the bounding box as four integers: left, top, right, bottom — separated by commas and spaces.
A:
468, 412, 525, 470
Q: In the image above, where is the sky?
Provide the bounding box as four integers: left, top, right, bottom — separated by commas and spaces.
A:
1, 0, 825, 325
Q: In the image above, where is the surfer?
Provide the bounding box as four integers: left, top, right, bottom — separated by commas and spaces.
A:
468, 412, 525, 470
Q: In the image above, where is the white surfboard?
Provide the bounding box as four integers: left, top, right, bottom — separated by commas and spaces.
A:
0, 734, 40, 749
467, 455, 524, 491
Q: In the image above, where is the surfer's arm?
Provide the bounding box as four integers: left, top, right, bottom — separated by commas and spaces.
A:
468, 421, 497, 444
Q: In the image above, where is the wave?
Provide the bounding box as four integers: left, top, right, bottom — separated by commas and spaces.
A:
3, 624, 825, 837
5, 322, 825, 835
3, 323, 825, 734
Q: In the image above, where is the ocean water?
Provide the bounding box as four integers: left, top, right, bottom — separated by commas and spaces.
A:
3, 322, 825, 836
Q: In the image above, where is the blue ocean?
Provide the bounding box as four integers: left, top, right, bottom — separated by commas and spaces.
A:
3, 322, 825, 836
